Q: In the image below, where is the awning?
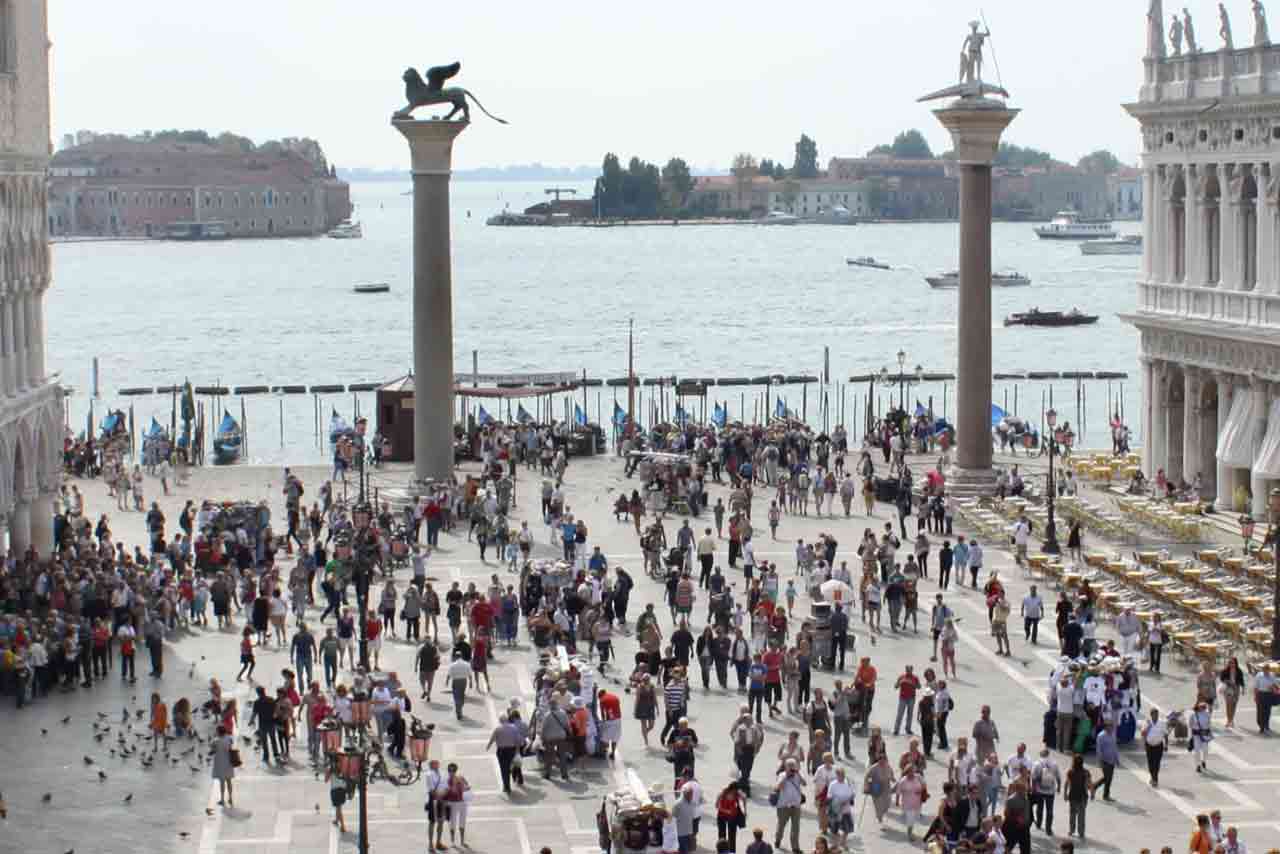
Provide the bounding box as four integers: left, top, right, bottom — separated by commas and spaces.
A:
1216, 390, 1255, 468
1254, 399, 1280, 478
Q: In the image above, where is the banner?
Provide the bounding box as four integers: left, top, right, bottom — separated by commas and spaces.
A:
478, 405, 493, 425
991, 403, 1007, 426
517, 404, 533, 424
574, 403, 587, 426
775, 397, 786, 419
612, 403, 627, 427
712, 403, 727, 428
675, 403, 688, 425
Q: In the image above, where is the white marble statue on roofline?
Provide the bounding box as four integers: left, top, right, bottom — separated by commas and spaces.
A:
918, 19, 1010, 103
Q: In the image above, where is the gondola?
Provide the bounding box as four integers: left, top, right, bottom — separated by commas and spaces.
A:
1003, 308, 1099, 328
212, 410, 242, 465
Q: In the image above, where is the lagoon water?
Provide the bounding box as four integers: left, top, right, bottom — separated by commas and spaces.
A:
48, 180, 1144, 465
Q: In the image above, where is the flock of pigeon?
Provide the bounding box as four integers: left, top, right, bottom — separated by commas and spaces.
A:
7, 661, 235, 851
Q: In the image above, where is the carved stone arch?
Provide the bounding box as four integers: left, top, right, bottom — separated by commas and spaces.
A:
10, 417, 34, 499
0, 434, 11, 514
33, 411, 59, 493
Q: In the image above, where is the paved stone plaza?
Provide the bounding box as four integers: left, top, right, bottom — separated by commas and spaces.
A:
6, 451, 1280, 854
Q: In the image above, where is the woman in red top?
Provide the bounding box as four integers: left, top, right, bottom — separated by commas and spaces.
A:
715, 781, 746, 852
237, 628, 255, 682
598, 689, 622, 758
365, 614, 383, 671
470, 635, 490, 693
761, 647, 784, 717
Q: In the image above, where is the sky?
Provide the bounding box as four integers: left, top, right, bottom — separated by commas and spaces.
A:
48, 0, 1158, 173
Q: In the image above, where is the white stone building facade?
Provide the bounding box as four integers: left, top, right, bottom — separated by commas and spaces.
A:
0, 0, 61, 555
1123, 2, 1280, 515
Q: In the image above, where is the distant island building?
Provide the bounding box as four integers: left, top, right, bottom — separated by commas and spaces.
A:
47, 132, 352, 238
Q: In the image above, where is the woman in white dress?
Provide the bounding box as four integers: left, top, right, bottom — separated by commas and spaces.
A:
1190, 701, 1214, 772
825, 766, 856, 848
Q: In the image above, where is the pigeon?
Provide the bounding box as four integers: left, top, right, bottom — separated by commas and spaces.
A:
94, 734, 105, 743
97, 712, 109, 720
205, 808, 214, 816
0, 791, 6, 818
97, 771, 107, 782
83, 756, 94, 765
190, 765, 201, 773
60, 716, 71, 725
109, 749, 116, 757
40, 728, 48, 737
135, 710, 145, 720
178, 832, 190, 839
315, 804, 320, 812
41, 793, 52, 803
121, 708, 129, 723
188, 665, 196, 678
123, 793, 133, 804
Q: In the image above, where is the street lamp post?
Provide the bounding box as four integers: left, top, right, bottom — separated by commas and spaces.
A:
325, 698, 434, 854
351, 503, 375, 672
1042, 408, 1061, 554
896, 349, 907, 410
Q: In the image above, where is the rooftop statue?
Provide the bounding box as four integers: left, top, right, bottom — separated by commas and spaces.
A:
919, 21, 1009, 102
1256, 0, 1271, 47
1148, 0, 1167, 57
1184, 7, 1199, 53
1220, 2, 1234, 50
392, 61, 508, 124
1170, 13, 1184, 55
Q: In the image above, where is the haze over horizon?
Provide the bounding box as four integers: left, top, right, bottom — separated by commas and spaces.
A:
49, 1, 1152, 173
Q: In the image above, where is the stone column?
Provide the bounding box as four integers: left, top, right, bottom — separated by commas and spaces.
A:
26, 287, 43, 385
1222, 167, 1240, 288
12, 285, 26, 392
1184, 367, 1203, 492
1216, 372, 1236, 507
1152, 166, 1168, 283
9, 491, 31, 555
28, 489, 54, 556
931, 98, 1017, 496
1261, 165, 1277, 294
1, 294, 13, 394
1152, 166, 1162, 284
392, 119, 468, 487
1250, 375, 1270, 516
1149, 360, 1168, 479
1185, 165, 1203, 285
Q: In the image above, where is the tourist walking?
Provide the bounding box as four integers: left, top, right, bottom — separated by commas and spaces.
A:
1065, 754, 1091, 839
771, 758, 806, 853
212, 724, 236, 807
1141, 708, 1166, 786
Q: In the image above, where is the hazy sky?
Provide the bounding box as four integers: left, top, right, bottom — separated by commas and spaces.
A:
49, 1, 1158, 173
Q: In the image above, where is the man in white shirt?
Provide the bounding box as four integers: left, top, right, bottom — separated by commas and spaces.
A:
424, 758, 448, 849
1012, 517, 1030, 566
1053, 675, 1076, 753
1030, 748, 1061, 835
1254, 668, 1277, 733
1020, 586, 1043, 644
1141, 708, 1167, 787
1115, 607, 1141, 655
447, 654, 472, 721
696, 529, 717, 589
1004, 742, 1033, 786
742, 538, 756, 580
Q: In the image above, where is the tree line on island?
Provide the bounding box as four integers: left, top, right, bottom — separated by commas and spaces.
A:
591, 128, 1124, 219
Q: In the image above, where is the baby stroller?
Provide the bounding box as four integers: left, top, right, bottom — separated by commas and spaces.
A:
664, 547, 686, 573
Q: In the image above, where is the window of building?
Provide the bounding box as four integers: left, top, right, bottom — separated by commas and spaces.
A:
249, 194, 256, 207
234, 193, 240, 208
250, 219, 256, 229
285, 193, 291, 205
171, 194, 178, 206
286, 217, 292, 226
303, 218, 308, 226
302, 194, 308, 205
265, 189, 274, 207
0, 2, 16, 73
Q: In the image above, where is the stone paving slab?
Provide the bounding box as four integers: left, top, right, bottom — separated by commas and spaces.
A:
6, 453, 1280, 854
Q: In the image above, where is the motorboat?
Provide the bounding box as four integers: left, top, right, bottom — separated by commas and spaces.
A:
212, 410, 242, 465
486, 211, 542, 226
846, 256, 890, 270
327, 219, 363, 239
1033, 210, 1116, 240
1080, 234, 1142, 255
758, 210, 799, 225
352, 283, 390, 293
816, 205, 857, 224
164, 220, 229, 240
1003, 308, 1099, 327
925, 270, 1031, 288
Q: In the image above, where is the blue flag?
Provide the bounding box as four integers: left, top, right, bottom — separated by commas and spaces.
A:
675, 403, 688, 425
478, 405, 493, 425
775, 397, 786, 419
574, 403, 587, 426
612, 402, 627, 427
517, 404, 533, 424
914, 402, 927, 418
991, 403, 1007, 426
712, 402, 727, 428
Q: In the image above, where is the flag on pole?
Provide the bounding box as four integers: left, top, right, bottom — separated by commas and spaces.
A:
675, 403, 688, 425
712, 402, 727, 428
914, 402, 927, 418
775, 397, 786, 419
574, 403, 587, 426
990, 403, 1007, 426
478, 405, 493, 425
517, 404, 533, 424
612, 402, 627, 427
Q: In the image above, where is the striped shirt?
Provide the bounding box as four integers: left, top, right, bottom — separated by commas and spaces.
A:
664, 680, 687, 711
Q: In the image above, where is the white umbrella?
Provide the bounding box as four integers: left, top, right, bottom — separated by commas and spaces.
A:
818, 579, 855, 604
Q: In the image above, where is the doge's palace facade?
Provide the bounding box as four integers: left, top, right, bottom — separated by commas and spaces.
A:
1123, 1, 1280, 516
0, 0, 61, 555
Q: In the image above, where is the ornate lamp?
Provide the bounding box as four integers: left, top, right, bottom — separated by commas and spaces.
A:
353, 504, 372, 529
914, 364, 924, 383
337, 749, 364, 781
320, 721, 343, 755
1043, 408, 1061, 555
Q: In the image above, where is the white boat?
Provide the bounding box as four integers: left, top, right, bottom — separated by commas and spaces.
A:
1080, 234, 1142, 255
846, 256, 890, 270
816, 205, 857, 225
925, 270, 1032, 288
1033, 210, 1116, 240
327, 219, 363, 239
758, 210, 799, 225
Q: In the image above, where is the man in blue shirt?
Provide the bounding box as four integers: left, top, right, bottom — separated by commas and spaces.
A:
588, 547, 608, 573
748, 653, 768, 722
1090, 724, 1118, 801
